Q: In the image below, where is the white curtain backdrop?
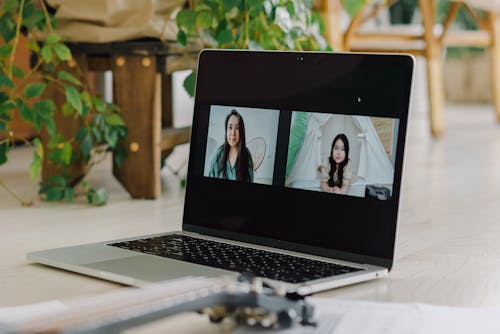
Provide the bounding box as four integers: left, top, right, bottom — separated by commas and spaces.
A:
286, 113, 394, 190
353, 116, 394, 185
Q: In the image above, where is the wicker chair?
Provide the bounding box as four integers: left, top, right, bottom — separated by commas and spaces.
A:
318, 0, 500, 137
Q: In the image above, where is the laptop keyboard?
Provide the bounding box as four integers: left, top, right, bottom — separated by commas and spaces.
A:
109, 234, 363, 284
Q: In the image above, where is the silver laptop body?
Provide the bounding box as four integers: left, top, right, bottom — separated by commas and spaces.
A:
28, 50, 413, 295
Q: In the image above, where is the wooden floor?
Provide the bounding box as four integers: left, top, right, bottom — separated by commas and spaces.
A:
1, 103, 500, 316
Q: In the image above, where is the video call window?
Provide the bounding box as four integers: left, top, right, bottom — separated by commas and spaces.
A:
204, 105, 280, 185
285, 112, 399, 200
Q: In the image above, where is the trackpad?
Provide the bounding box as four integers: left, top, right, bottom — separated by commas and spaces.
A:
85, 255, 232, 283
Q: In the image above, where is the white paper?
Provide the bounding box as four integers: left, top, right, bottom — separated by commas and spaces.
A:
235, 297, 500, 334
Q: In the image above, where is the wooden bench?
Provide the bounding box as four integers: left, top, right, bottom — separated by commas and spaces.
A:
43, 39, 201, 198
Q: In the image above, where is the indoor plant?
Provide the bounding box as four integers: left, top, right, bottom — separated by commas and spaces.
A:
0, 0, 127, 205
174, 0, 333, 96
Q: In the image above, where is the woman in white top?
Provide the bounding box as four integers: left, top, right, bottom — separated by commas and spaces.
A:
319, 133, 352, 194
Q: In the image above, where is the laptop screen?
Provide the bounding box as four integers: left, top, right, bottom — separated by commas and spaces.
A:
184, 50, 413, 268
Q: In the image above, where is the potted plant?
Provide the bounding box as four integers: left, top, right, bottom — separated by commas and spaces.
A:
0, 0, 127, 205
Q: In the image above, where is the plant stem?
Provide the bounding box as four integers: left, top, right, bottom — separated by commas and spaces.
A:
41, 75, 66, 93
0, 179, 33, 207
9, 0, 26, 79
40, 0, 55, 34
23, 58, 43, 82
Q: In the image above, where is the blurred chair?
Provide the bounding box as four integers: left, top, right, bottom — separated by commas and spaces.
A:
318, 0, 500, 137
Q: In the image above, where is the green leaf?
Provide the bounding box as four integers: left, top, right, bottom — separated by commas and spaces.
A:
34, 100, 55, 118
80, 133, 93, 160
176, 9, 197, 33
27, 39, 40, 53
65, 85, 82, 115
12, 65, 25, 78
216, 29, 233, 45
21, 2, 45, 30
92, 96, 106, 113
0, 13, 17, 43
223, 0, 239, 10
44, 187, 65, 201
3, 0, 19, 13
106, 103, 120, 112
177, 29, 187, 47
45, 117, 56, 138
53, 43, 72, 61
29, 153, 42, 181
0, 142, 8, 165
41, 46, 53, 63
64, 187, 75, 202
183, 70, 197, 97
48, 142, 72, 166
91, 126, 102, 142
75, 126, 87, 142
0, 92, 8, 104
113, 144, 127, 166
104, 127, 118, 148
197, 11, 213, 29
81, 104, 90, 119
0, 44, 13, 57
0, 101, 15, 114
20, 104, 33, 123
286, 2, 296, 17
86, 187, 108, 206
61, 102, 74, 116
0, 106, 11, 131
23, 82, 47, 98
195, 4, 212, 12
81, 91, 92, 105
46, 34, 60, 44
60, 142, 72, 165
33, 138, 43, 158
57, 70, 81, 86
104, 114, 125, 126
94, 114, 104, 127
48, 133, 64, 149
0, 74, 14, 89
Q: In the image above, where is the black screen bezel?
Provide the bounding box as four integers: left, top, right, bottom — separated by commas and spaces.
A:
183, 50, 413, 269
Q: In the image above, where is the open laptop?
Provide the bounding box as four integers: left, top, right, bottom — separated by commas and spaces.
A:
28, 50, 414, 295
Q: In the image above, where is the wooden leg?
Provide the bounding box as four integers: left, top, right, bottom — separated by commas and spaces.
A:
112, 55, 161, 199
41, 54, 87, 185
488, 12, 500, 122
426, 54, 446, 137
420, 0, 445, 137
161, 73, 174, 128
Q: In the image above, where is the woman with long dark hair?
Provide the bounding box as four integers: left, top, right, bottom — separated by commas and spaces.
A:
208, 110, 254, 182
319, 133, 352, 194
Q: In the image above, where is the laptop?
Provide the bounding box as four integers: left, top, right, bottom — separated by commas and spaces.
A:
28, 50, 414, 295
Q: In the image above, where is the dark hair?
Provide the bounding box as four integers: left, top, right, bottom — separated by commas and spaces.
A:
328, 133, 350, 188
218, 109, 251, 181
